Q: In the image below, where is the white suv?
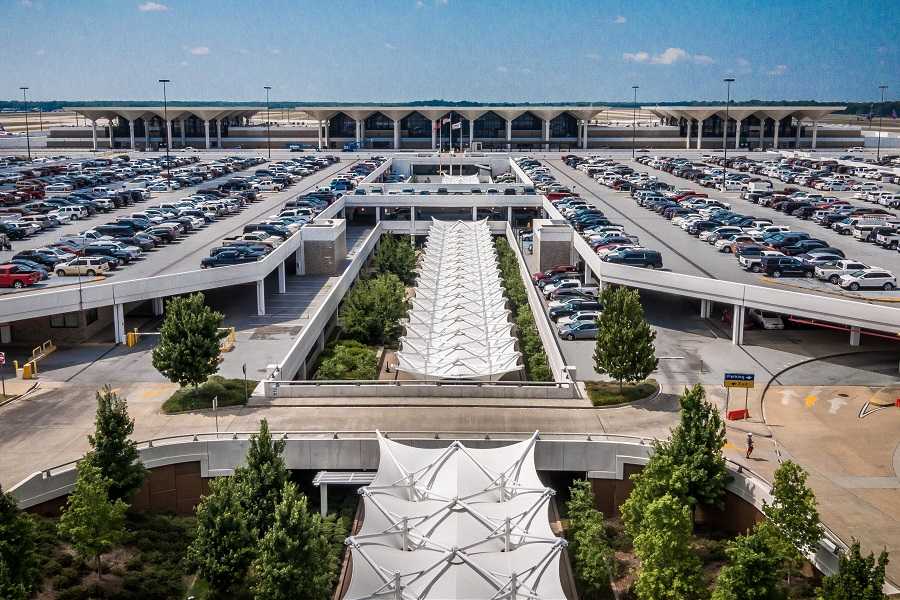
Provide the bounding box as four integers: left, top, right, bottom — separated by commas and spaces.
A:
839, 269, 896, 291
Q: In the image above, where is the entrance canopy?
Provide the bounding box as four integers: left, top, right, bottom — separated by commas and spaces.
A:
396, 220, 520, 380
344, 432, 567, 600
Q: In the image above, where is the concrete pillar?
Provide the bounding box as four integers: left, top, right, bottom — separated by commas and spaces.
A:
203, 120, 210, 150
393, 119, 400, 150
850, 326, 861, 347
758, 118, 766, 150
700, 299, 712, 319
108, 118, 115, 149
795, 118, 802, 149
144, 119, 150, 150
773, 118, 780, 149
696, 119, 704, 150
507, 205, 512, 222
319, 483, 328, 518
180, 119, 186, 148
583, 263, 591, 285
471, 205, 477, 221
324, 120, 329, 149
356, 119, 362, 144
505, 119, 512, 151
0, 324, 10, 344
410, 205, 416, 234
731, 305, 744, 345
543, 119, 551, 151
685, 119, 692, 149
294, 247, 305, 276
256, 279, 266, 315
165, 119, 173, 151
151, 297, 164, 316
375, 206, 381, 223
431, 120, 437, 150
277, 261, 286, 294
317, 120, 322, 149
112, 303, 126, 344
811, 121, 818, 150
217, 119, 222, 149
735, 119, 742, 150
128, 120, 136, 150
581, 121, 588, 150
91, 120, 98, 150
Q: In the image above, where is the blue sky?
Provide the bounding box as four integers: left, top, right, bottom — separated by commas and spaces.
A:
2, 0, 897, 103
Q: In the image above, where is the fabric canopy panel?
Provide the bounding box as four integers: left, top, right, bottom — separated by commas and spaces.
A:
395, 220, 521, 380
344, 432, 567, 600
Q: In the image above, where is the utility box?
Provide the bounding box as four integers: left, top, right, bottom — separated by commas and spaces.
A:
533, 219, 575, 272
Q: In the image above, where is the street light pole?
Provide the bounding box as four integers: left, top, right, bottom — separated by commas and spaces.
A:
722, 78, 735, 191
158, 79, 171, 182
877, 85, 888, 163
631, 85, 639, 159
19, 87, 31, 161
264, 86, 272, 159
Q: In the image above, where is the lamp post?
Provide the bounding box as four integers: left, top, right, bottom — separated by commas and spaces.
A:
722, 78, 735, 191
19, 87, 31, 161
631, 85, 639, 159
264, 86, 272, 159
158, 79, 171, 182
877, 85, 888, 163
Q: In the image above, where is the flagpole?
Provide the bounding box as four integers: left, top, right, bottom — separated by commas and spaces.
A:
449, 112, 453, 177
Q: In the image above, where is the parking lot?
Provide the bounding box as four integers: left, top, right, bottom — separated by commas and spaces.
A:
0, 152, 354, 294
543, 155, 900, 303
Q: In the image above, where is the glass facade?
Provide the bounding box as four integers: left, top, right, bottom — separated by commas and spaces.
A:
364, 112, 394, 131
328, 113, 356, 138
401, 112, 431, 138
511, 112, 541, 131
474, 112, 505, 138
550, 113, 578, 137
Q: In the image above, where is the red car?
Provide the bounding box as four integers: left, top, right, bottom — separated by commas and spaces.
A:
531, 264, 577, 283
0, 264, 41, 289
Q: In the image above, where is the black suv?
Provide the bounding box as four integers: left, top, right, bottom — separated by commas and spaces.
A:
602, 249, 663, 268
761, 256, 814, 278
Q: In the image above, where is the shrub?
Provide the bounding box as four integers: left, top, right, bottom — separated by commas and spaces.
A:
162, 376, 258, 413
339, 273, 409, 345
314, 340, 378, 380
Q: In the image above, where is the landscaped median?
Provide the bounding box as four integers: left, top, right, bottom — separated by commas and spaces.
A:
585, 379, 658, 407
495, 238, 552, 381
162, 376, 258, 413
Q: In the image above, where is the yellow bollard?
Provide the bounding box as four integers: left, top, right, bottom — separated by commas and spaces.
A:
22, 362, 33, 380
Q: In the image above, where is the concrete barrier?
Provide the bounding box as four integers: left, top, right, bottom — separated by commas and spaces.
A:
265, 380, 575, 399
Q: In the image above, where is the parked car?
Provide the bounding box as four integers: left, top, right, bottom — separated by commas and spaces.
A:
814, 260, 870, 284
838, 269, 896, 291
557, 320, 599, 340
54, 257, 111, 277
201, 249, 261, 268
747, 308, 785, 330
557, 310, 601, 327
761, 256, 814, 278
0, 264, 41, 288
601, 249, 663, 268
547, 299, 602, 321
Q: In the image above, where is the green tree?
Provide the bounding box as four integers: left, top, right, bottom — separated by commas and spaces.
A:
339, 273, 408, 344
621, 442, 690, 539
764, 460, 822, 580
152, 292, 227, 388
83, 385, 146, 502
187, 475, 256, 597
712, 522, 788, 600
817, 539, 889, 600
0, 485, 39, 600
252, 482, 339, 600
668, 384, 730, 515
632, 493, 705, 600
315, 340, 378, 380
234, 419, 289, 539
593, 287, 657, 391
57, 461, 128, 579
566, 480, 614, 599
373, 234, 417, 285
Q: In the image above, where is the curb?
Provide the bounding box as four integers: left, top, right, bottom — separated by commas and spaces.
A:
0, 381, 40, 408
586, 379, 661, 409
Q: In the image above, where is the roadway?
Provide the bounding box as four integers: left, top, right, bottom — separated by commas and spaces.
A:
543, 158, 900, 304
0, 156, 353, 295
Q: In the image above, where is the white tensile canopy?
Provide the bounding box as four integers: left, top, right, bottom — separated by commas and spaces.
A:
344, 432, 567, 600
395, 220, 521, 380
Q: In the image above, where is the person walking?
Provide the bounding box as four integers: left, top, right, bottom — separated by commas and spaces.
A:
745, 432, 754, 459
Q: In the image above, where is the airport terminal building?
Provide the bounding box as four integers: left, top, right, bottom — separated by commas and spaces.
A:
49, 104, 864, 151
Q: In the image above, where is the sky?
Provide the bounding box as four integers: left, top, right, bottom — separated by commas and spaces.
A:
2, 0, 897, 103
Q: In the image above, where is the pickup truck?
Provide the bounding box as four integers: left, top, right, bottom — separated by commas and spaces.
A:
201, 249, 261, 269
874, 228, 900, 250
0, 264, 41, 288
222, 233, 282, 249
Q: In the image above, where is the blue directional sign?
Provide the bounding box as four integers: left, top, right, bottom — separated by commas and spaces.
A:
724, 373, 755, 388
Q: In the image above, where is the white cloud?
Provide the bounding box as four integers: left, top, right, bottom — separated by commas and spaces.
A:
623, 51, 650, 63
35, 48, 46, 56
767, 64, 788, 76
384, 42, 397, 50
415, 0, 424, 7
496, 65, 509, 73
624, 48, 714, 65
189, 46, 210, 56
586, 52, 601, 62
20, 0, 33, 7
270, 48, 281, 55
613, 15, 626, 24
138, 2, 168, 12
